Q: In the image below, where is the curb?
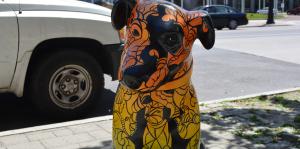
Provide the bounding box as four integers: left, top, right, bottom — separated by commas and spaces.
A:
240, 20, 295, 28
200, 87, 300, 104
241, 23, 293, 28
1, 87, 299, 137
0, 115, 112, 137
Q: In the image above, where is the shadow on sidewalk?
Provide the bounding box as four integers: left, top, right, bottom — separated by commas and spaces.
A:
0, 89, 116, 132
80, 140, 112, 149
201, 96, 300, 148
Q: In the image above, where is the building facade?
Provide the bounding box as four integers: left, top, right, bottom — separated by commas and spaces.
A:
168, 0, 300, 12
84, 0, 300, 12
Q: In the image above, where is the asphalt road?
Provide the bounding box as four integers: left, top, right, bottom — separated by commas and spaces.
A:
194, 20, 300, 100
215, 21, 300, 64
1, 19, 300, 131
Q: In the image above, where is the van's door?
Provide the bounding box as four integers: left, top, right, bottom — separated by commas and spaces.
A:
0, 2, 18, 88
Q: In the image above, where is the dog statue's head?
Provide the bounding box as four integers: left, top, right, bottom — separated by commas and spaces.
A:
112, 0, 215, 92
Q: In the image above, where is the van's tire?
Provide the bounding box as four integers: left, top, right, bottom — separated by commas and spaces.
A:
26, 49, 104, 119
228, 20, 238, 30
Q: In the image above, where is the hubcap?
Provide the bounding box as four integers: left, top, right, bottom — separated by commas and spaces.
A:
49, 65, 92, 109
230, 20, 237, 29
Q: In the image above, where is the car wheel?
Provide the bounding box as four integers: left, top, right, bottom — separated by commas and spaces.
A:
216, 27, 223, 30
27, 49, 104, 119
228, 20, 238, 30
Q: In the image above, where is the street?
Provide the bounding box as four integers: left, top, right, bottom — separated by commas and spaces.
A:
194, 20, 300, 100
1, 20, 300, 132
215, 22, 300, 64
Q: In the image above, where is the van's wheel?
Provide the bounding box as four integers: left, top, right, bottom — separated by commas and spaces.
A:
228, 20, 238, 30
27, 49, 104, 119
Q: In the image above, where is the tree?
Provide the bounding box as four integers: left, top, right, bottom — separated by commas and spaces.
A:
267, 0, 275, 24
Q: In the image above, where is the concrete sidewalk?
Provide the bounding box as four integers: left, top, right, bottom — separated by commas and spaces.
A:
0, 117, 253, 149
1, 87, 299, 149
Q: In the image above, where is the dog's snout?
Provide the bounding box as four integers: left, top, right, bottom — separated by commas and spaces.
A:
123, 74, 142, 90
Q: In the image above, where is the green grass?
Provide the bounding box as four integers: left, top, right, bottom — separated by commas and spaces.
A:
247, 13, 284, 20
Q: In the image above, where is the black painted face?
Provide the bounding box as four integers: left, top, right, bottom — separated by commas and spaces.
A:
148, 11, 184, 56
115, 1, 215, 92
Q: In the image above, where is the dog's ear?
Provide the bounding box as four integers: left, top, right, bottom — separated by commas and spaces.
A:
111, 0, 136, 30
198, 13, 215, 50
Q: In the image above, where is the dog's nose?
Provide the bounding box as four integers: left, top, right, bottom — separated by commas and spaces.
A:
123, 74, 142, 90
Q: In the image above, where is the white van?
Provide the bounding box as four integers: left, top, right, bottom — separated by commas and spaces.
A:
0, 0, 122, 118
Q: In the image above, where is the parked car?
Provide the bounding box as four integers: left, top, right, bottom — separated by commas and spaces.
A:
0, 0, 122, 118
257, 7, 278, 15
194, 5, 248, 30
287, 7, 300, 15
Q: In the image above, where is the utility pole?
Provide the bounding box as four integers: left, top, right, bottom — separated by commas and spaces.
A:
241, 0, 245, 13
267, 0, 275, 24
224, 0, 228, 5
274, 0, 278, 10
251, 0, 255, 12
181, 0, 183, 8
281, 0, 285, 12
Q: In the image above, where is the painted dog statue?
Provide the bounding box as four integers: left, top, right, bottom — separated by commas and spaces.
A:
111, 0, 215, 148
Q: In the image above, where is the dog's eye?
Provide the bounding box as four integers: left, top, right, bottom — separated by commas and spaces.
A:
165, 34, 178, 46
132, 29, 140, 37
159, 32, 182, 55
130, 23, 142, 37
